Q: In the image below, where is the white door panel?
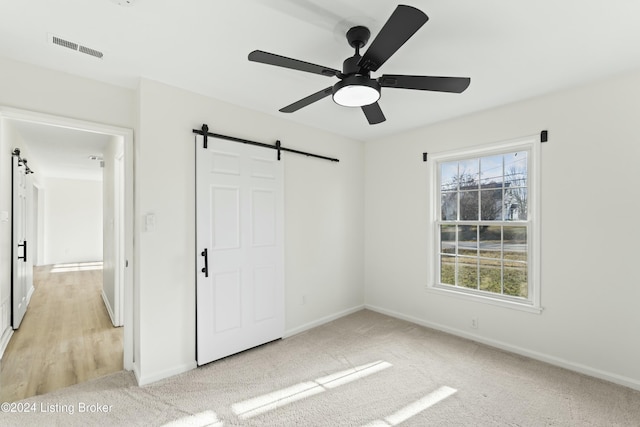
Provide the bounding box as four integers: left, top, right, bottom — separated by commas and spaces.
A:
196, 135, 284, 365
12, 155, 33, 329
211, 186, 240, 250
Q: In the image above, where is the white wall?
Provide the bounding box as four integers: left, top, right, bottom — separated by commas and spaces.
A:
42, 177, 103, 265
32, 184, 44, 266
135, 78, 365, 384
0, 57, 135, 129
364, 70, 640, 389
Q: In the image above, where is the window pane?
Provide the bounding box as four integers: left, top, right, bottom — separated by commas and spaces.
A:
480, 154, 503, 186
459, 191, 478, 220
440, 225, 456, 254
440, 161, 458, 192
479, 258, 502, 293
441, 192, 457, 220
458, 225, 477, 256
504, 151, 527, 188
504, 264, 527, 297
459, 158, 479, 190
480, 189, 503, 220
458, 257, 478, 289
440, 255, 455, 285
479, 226, 501, 258
505, 187, 527, 220
504, 227, 527, 262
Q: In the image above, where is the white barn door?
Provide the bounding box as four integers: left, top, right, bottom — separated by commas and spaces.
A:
196, 135, 284, 365
12, 155, 34, 329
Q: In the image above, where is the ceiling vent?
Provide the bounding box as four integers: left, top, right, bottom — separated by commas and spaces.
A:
48, 34, 104, 59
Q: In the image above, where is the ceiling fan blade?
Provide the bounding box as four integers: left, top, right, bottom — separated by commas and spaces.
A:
279, 87, 333, 113
249, 50, 340, 77
379, 75, 471, 93
362, 102, 386, 125
358, 5, 428, 72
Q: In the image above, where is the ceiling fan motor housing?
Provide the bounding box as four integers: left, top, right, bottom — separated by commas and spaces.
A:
342, 55, 364, 76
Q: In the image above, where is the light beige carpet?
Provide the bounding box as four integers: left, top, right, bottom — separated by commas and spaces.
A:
2, 309, 639, 426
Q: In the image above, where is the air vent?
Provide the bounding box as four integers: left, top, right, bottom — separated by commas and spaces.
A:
48, 33, 104, 59
52, 35, 78, 51
79, 45, 104, 59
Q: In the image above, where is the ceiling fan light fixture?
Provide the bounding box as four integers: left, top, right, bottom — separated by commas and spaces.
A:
332, 76, 381, 107
248, 6, 469, 125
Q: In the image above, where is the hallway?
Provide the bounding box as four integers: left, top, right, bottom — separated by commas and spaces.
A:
0, 263, 123, 402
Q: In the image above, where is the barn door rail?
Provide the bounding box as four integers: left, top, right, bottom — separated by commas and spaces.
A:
193, 124, 339, 163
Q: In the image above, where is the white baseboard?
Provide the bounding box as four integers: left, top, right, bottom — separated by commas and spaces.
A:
26, 285, 35, 306
133, 306, 362, 387
136, 361, 197, 386
101, 290, 116, 327
365, 304, 640, 392
132, 362, 142, 385
284, 304, 365, 338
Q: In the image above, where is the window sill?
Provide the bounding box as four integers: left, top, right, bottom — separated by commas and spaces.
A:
426, 284, 544, 314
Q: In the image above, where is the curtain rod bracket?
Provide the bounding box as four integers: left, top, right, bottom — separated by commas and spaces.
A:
541, 130, 548, 143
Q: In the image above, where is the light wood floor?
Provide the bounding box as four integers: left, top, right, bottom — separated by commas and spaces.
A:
0, 264, 123, 402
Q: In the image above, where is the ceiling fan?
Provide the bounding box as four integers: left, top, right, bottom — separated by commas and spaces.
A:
248, 4, 470, 125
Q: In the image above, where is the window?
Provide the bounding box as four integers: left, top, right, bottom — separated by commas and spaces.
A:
428, 135, 541, 312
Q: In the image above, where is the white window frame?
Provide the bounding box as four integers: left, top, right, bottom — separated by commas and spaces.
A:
426, 134, 542, 313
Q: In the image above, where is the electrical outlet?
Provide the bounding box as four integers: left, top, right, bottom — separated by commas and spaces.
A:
471, 317, 479, 329
301, 295, 307, 305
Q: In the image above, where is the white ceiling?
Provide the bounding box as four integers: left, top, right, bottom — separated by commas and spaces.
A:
9, 120, 111, 181
2, 0, 640, 143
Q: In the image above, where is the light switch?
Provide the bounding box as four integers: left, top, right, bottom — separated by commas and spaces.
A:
0, 211, 8, 223
144, 213, 156, 232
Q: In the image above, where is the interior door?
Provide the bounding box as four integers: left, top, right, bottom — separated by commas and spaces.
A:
113, 151, 125, 327
12, 155, 33, 329
196, 135, 284, 365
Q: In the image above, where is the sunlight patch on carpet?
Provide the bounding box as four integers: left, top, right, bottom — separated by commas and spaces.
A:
363, 386, 458, 426
161, 410, 223, 427
232, 360, 392, 419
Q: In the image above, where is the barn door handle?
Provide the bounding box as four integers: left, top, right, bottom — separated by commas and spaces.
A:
17, 240, 27, 263
201, 248, 208, 277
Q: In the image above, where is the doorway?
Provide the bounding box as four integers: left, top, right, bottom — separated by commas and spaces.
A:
0, 107, 133, 399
